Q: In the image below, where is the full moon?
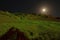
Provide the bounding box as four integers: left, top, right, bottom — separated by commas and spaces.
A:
40, 8, 48, 15
42, 8, 46, 12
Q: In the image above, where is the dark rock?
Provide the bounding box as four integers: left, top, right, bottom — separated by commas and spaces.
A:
0, 27, 29, 40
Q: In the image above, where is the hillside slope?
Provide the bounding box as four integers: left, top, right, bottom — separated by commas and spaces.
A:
0, 11, 60, 40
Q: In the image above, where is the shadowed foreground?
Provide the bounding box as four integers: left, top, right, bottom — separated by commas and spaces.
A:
0, 27, 29, 40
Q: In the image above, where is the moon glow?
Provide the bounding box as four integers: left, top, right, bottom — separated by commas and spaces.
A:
42, 8, 46, 12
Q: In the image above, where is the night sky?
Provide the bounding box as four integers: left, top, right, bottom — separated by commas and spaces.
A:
0, 0, 60, 17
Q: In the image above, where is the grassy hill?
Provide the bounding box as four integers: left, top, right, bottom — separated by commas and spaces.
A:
0, 11, 60, 40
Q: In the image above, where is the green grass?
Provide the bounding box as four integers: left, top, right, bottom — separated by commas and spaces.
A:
0, 11, 60, 40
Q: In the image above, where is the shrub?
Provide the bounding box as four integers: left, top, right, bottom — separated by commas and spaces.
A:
40, 14, 48, 18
